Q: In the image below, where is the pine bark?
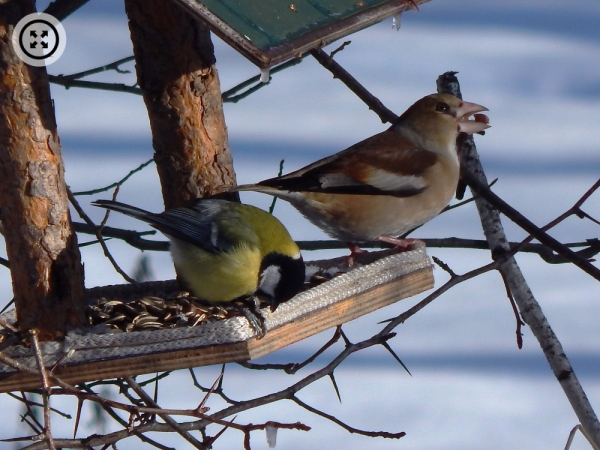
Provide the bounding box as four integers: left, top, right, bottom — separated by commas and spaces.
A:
124, 0, 237, 209
0, 0, 86, 340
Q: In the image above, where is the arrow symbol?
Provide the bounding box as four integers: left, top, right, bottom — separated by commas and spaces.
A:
41, 30, 49, 38
41, 41, 48, 49
30, 30, 37, 38
30, 41, 37, 49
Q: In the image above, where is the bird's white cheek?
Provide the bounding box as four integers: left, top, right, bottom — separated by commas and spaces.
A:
259, 265, 282, 298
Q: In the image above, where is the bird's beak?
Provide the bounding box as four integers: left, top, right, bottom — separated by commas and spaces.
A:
456, 101, 490, 135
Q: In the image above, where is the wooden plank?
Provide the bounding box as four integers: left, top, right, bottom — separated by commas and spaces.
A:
247, 265, 432, 359
0, 249, 433, 393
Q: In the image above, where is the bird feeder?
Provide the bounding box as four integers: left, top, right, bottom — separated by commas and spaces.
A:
173, 0, 428, 70
0, 248, 432, 392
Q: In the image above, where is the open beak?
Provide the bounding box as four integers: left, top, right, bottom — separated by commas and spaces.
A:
456, 101, 491, 135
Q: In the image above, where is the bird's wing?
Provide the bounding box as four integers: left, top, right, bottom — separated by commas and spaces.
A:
145, 202, 236, 254
258, 131, 438, 197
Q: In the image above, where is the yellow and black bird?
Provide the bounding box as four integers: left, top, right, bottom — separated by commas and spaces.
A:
92, 199, 305, 333
231, 94, 490, 254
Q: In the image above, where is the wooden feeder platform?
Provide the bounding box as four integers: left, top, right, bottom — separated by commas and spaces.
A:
0, 247, 433, 393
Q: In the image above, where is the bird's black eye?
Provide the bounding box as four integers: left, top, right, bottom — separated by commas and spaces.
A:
436, 102, 450, 113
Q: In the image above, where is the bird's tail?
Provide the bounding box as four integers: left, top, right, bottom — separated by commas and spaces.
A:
228, 183, 262, 192
92, 199, 153, 222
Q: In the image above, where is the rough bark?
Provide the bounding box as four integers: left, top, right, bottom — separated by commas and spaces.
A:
124, 0, 237, 209
0, 0, 86, 340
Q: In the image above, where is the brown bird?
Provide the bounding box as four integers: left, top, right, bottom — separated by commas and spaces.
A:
232, 93, 490, 254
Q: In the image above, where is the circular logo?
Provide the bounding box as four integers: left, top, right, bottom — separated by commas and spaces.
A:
11, 13, 66, 67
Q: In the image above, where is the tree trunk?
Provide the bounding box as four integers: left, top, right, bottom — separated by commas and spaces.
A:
124, 0, 237, 209
0, 0, 86, 340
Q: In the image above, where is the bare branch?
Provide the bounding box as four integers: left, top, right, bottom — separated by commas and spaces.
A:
310, 48, 397, 124
30, 330, 56, 450
125, 377, 208, 449
48, 75, 142, 95
293, 396, 405, 439
462, 171, 600, 281
238, 326, 342, 374
73, 158, 154, 196
56, 56, 135, 81
438, 71, 600, 447
67, 188, 136, 283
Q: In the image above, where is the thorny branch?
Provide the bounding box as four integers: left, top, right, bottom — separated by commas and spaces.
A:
30, 331, 56, 450
1, 11, 598, 448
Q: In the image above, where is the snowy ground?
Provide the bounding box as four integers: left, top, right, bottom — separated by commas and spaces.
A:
1, 0, 599, 448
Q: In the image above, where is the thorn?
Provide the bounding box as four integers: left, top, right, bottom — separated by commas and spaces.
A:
329, 373, 342, 403
338, 326, 352, 346
382, 341, 412, 376
74, 398, 84, 438
209, 415, 237, 446
218, 364, 226, 390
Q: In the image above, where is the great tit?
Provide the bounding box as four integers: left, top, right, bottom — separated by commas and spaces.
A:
230, 94, 490, 251
92, 199, 305, 317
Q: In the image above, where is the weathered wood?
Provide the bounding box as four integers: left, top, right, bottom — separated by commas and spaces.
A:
0, 250, 433, 392
0, 0, 85, 340
124, 0, 238, 209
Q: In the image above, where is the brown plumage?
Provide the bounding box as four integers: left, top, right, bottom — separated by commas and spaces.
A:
233, 93, 490, 247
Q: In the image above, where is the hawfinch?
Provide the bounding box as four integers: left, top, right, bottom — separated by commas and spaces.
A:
233, 93, 490, 250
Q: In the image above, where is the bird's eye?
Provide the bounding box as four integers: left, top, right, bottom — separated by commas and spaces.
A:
436, 102, 450, 113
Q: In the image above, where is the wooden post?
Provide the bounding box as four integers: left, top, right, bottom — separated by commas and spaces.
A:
0, 0, 86, 340
124, 0, 238, 209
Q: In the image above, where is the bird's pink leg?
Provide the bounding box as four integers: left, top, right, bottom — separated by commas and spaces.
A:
377, 235, 426, 251
347, 243, 368, 267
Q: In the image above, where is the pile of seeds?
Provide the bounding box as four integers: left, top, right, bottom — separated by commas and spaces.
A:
87, 293, 236, 332
86, 269, 346, 333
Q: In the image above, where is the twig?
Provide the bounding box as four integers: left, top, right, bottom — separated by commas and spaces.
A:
0, 315, 18, 332
498, 270, 524, 349
293, 396, 404, 439
48, 76, 142, 95
310, 48, 397, 124
73, 158, 154, 196
239, 326, 342, 374
268, 159, 285, 214
68, 220, 600, 263
329, 40, 351, 58
77, 384, 173, 450
509, 179, 600, 255
125, 377, 208, 450
462, 171, 600, 281
437, 71, 600, 447
67, 188, 136, 283
222, 57, 305, 102
30, 330, 56, 450
7, 393, 72, 419
564, 424, 600, 450
55, 56, 135, 81
73, 222, 161, 249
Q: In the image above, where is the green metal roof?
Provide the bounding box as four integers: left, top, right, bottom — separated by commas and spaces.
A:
173, 0, 428, 68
